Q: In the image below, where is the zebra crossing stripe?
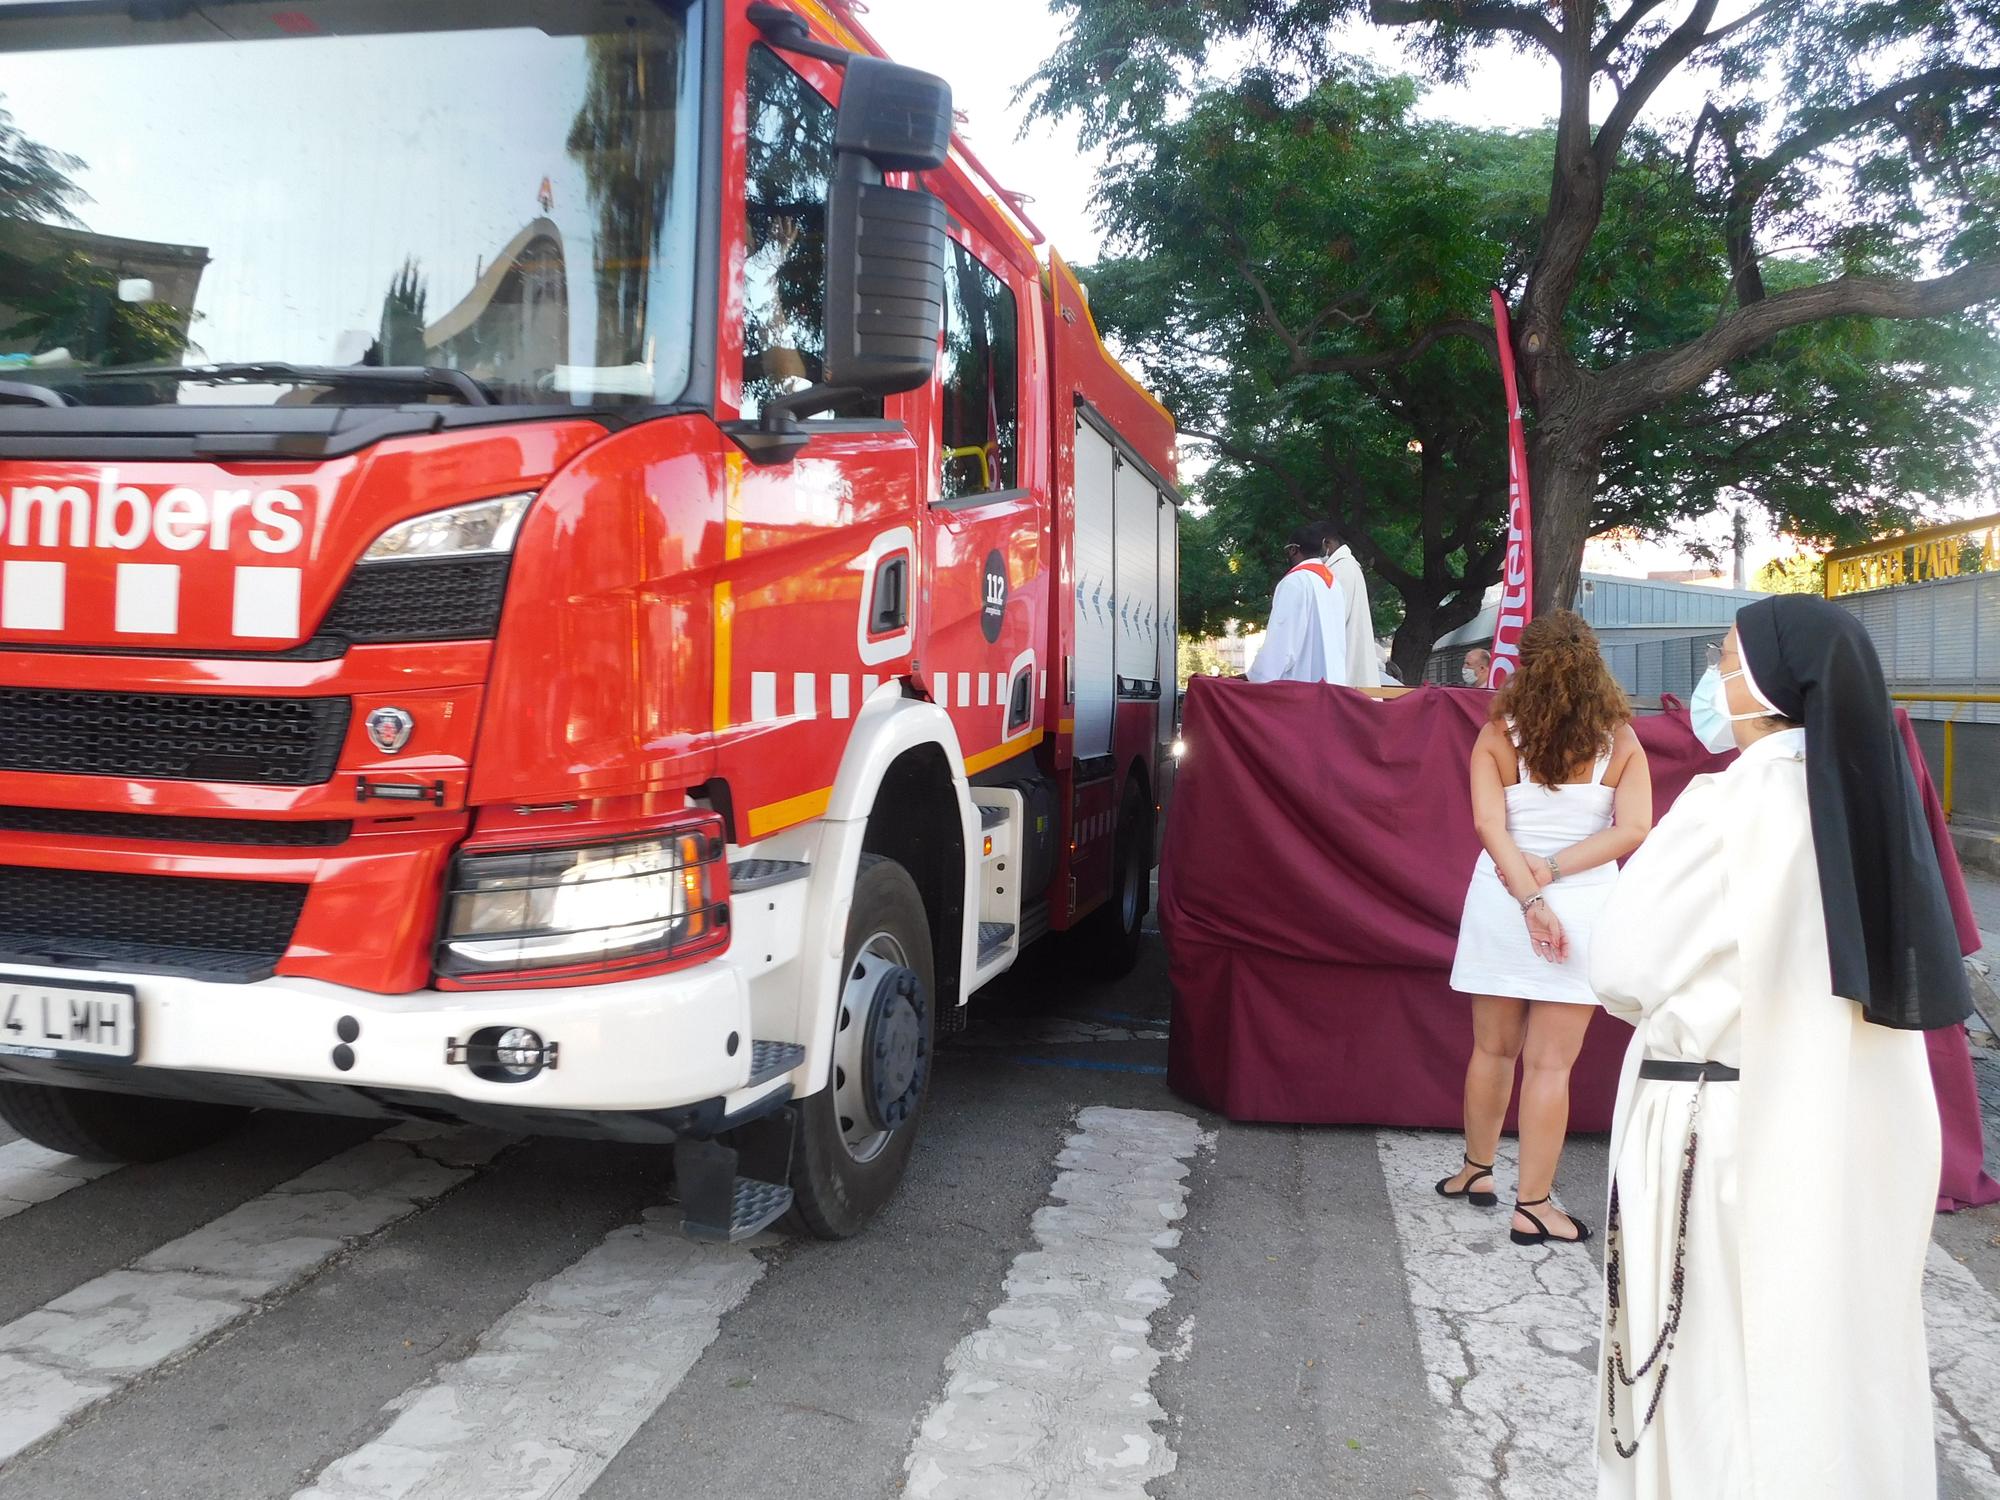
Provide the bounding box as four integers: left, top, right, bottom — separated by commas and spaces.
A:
293, 1207, 763, 1500
1925, 1243, 2000, 1496
0, 1123, 507, 1467
0, 1141, 119, 1222
902, 1106, 1209, 1499
1375, 1131, 1597, 1498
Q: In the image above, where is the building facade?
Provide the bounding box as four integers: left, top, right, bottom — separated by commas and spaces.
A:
1427, 573, 1766, 701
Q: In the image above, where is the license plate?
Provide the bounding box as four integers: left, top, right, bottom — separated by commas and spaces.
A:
0, 976, 137, 1063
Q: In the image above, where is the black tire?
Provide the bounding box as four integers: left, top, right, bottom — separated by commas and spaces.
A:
785, 855, 936, 1239
1071, 779, 1153, 981
0, 1080, 248, 1163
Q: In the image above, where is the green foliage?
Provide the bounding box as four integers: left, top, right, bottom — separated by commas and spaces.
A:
0, 95, 193, 367
1754, 553, 1828, 595
1177, 634, 1229, 688
1030, 1, 2000, 667
1071, 69, 1544, 673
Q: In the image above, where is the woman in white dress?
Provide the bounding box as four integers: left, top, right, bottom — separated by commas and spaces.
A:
1440, 611, 1653, 1245
1591, 596, 1971, 1498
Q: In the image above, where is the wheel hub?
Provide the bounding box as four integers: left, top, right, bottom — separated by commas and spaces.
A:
860, 965, 929, 1131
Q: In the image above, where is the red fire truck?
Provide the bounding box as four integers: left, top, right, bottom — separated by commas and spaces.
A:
0, 0, 1179, 1239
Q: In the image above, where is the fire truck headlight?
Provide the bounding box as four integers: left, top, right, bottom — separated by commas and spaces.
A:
363, 492, 534, 562
436, 823, 728, 982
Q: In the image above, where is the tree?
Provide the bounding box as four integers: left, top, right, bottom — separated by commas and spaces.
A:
1755, 551, 1827, 593
1028, 0, 2000, 617
0, 95, 193, 367
1177, 634, 1230, 688
1074, 76, 1529, 675
1070, 70, 2000, 677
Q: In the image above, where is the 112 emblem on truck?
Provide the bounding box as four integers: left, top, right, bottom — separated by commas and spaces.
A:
0, 0, 1178, 1241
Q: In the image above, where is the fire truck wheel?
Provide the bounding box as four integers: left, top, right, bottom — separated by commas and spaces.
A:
0, 1081, 249, 1163
786, 854, 936, 1239
1071, 781, 1152, 981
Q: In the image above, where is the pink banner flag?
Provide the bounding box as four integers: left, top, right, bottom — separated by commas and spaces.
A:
1488, 289, 1534, 687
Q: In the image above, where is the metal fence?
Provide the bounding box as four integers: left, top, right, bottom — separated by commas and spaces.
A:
1599, 632, 1729, 704
1839, 572, 2000, 725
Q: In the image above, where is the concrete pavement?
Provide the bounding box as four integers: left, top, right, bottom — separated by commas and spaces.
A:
0, 929, 1993, 1498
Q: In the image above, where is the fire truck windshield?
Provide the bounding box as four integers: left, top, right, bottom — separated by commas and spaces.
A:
0, 1, 702, 412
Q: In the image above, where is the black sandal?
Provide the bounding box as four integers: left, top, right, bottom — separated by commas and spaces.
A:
1435, 1156, 1498, 1207
1512, 1194, 1591, 1246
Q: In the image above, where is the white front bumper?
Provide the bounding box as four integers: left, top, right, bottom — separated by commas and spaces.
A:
0, 956, 780, 1116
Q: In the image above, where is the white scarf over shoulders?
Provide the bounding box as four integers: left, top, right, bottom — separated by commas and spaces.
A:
1590, 729, 1937, 1499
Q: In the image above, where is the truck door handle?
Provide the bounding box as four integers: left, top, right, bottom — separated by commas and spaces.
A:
871, 556, 908, 634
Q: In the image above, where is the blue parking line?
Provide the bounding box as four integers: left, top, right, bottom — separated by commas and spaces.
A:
1069, 1009, 1168, 1028
1006, 1055, 1169, 1076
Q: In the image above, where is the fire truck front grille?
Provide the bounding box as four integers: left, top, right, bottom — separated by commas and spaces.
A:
318, 557, 511, 644
0, 807, 352, 848
0, 689, 350, 785
0, 867, 308, 981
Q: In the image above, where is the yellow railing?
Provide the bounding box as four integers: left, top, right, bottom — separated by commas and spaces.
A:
1891, 693, 2000, 820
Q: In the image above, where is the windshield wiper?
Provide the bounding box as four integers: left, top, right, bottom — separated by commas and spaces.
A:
82, 362, 495, 407
0, 381, 71, 409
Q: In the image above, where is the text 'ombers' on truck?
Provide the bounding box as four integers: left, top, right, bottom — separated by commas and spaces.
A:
0, 0, 1180, 1240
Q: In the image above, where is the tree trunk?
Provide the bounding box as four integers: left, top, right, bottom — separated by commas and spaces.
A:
1528, 437, 1603, 616
1388, 619, 1436, 686
1389, 582, 1487, 686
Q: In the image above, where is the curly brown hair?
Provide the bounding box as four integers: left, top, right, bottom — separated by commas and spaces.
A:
1491, 610, 1630, 786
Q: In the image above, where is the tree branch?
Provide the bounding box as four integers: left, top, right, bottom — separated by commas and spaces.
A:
1367, 0, 1562, 56
1593, 0, 1720, 171
1300, 317, 1497, 376
1695, 104, 1768, 306
1734, 64, 2000, 214
1696, 0, 1787, 52
1233, 258, 1308, 369
1596, 257, 2000, 428
1593, 0, 1669, 67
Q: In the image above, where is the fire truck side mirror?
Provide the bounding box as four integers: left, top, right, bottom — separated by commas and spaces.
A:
730, 21, 954, 464
832, 56, 952, 171
821, 167, 948, 400
821, 58, 952, 400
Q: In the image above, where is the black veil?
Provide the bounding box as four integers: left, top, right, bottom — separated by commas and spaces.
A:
1736, 595, 1971, 1030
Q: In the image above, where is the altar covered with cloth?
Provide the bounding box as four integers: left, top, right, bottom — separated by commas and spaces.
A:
1159, 677, 1999, 1211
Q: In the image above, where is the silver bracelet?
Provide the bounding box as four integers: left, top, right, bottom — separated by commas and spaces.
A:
1520, 893, 1546, 915
1547, 853, 1563, 883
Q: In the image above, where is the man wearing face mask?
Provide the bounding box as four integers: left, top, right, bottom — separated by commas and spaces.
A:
1462, 647, 1493, 688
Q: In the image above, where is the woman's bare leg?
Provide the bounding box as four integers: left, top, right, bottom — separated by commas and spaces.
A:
1444, 994, 1528, 1192
1513, 1001, 1596, 1236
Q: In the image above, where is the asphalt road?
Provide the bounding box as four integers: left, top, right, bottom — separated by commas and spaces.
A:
0, 926, 1996, 1500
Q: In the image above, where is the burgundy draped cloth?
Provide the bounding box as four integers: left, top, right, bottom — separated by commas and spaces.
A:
1161, 679, 1998, 1210
1901, 713, 2000, 1210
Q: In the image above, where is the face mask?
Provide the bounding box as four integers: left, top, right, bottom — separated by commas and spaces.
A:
1461, 665, 1482, 687
1688, 665, 1763, 753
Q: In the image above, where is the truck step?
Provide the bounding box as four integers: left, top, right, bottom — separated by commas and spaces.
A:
746, 1039, 806, 1088
674, 1122, 795, 1244
730, 858, 809, 892
977, 803, 1009, 830
684, 1177, 795, 1244
978, 921, 1014, 962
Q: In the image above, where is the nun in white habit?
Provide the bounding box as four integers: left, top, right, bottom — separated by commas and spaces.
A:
1590, 595, 1971, 1499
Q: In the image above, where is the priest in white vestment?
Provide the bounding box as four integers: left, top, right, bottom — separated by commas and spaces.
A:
1324, 539, 1381, 689
1589, 595, 1970, 1499
1247, 524, 1349, 685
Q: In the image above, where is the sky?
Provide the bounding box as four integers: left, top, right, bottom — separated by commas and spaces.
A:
850, 0, 1883, 583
